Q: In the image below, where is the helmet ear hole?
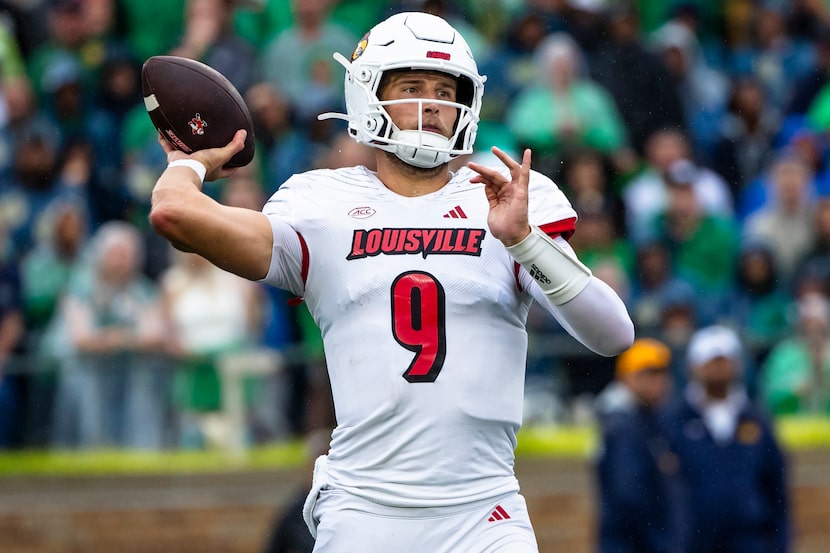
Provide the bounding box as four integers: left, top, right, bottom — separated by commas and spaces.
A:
456, 75, 475, 108
363, 115, 382, 132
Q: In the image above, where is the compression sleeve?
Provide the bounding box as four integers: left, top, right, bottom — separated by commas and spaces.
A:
519, 235, 634, 357
506, 225, 592, 304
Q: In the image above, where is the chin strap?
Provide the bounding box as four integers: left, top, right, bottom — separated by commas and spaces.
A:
505, 225, 592, 305
391, 129, 453, 168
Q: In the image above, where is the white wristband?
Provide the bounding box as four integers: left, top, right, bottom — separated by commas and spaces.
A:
167, 159, 207, 183
506, 225, 592, 305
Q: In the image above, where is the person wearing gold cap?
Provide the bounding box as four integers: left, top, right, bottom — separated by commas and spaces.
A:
594, 338, 683, 553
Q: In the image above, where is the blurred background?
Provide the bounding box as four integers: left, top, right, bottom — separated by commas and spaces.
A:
1, 0, 830, 551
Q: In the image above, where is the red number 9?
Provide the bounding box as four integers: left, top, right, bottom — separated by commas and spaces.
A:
391, 271, 447, 383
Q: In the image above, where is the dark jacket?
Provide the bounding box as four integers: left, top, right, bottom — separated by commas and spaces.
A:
595, 387, 684, 553
661, 394, 790, 553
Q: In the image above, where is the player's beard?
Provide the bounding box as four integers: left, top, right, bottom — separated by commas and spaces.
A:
381, 150, 449, 179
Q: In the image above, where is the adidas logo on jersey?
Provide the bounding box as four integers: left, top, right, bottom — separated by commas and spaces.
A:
528, 264, 552, 285
488, 505, 511, 522
443, 205, 467, 219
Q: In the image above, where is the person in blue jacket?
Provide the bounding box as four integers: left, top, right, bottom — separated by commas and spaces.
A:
663, 325, 790, 553
594, 337, 683, 553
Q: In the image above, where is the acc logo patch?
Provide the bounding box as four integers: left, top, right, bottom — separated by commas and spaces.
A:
349, 206, 376, 219
351, 32, 369, 61
188, 113, 208, 135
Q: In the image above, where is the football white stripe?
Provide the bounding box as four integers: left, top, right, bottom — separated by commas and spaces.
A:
143, 94, 159, 111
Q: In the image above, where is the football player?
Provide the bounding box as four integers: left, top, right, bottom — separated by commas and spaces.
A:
150, 12, 634, 553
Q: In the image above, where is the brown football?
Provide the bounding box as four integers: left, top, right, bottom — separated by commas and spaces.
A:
141, 55, 255, 168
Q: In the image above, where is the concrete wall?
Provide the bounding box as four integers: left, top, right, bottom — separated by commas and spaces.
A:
1, 450, 827, 553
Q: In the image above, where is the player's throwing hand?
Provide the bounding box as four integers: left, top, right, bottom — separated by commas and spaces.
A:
157, 129, 248, 182
468, 147, 532, 247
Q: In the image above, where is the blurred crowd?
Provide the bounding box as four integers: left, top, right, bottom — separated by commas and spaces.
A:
1, 0, 830, 451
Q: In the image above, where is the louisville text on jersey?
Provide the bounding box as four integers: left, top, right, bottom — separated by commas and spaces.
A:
347, 228, 486, 260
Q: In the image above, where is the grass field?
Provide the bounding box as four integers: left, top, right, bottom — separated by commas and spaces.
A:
1, 417, 828, 476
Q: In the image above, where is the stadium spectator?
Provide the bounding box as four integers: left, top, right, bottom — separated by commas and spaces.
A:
39, 52, 86, 141
474, 10, 547, 152
0, 122, 83, 261
787, 26, 830, 116
558, 149, 626, 236
795, 197, 830, 296
663, 325, 791, 553
116, 0, 185, 62
727, 241, 792, 393
643, 161, 738, 324
711, 77, 781, 202
594, 337, 682, 553
27, 0, 122, 107
657, 281, 700, 398
568, 196, 634, 286
736, 125, 830, 221
588, 4, 685, 155
507, 33, 629, 174
160, 247, 264, 448
245, 82, 319, 195
728, 4, 815, 113
761, 292, 830, 416
20, 198, 88, 346
19, 198, 89, 446
0, 226, 25, 448
1, 73, 51, 159
742, 153, 817, 284
623, 129, 732, 244
650, 19, 730, 158
560, 0, 607, 61
171, 0, 257, 96
258, 0, 357, 125
627, 240, 697, 337
648, 2, 728, 73
85, 48, 144, 223
50, 221, 169, 449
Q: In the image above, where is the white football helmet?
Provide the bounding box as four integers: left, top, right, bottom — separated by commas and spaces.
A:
319, 12, 486, 168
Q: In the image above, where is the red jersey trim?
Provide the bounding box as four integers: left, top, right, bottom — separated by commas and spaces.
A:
539, 218, 576, 241
288, 231, 310, 306
514, 261, 523, 293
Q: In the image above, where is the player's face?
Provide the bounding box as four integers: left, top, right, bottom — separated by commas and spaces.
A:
379, 71, 459, 138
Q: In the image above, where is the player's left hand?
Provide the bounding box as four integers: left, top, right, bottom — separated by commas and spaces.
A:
468, 146, 532, 246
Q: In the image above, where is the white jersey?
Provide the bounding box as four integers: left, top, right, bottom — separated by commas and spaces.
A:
261, 165, 576, 507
